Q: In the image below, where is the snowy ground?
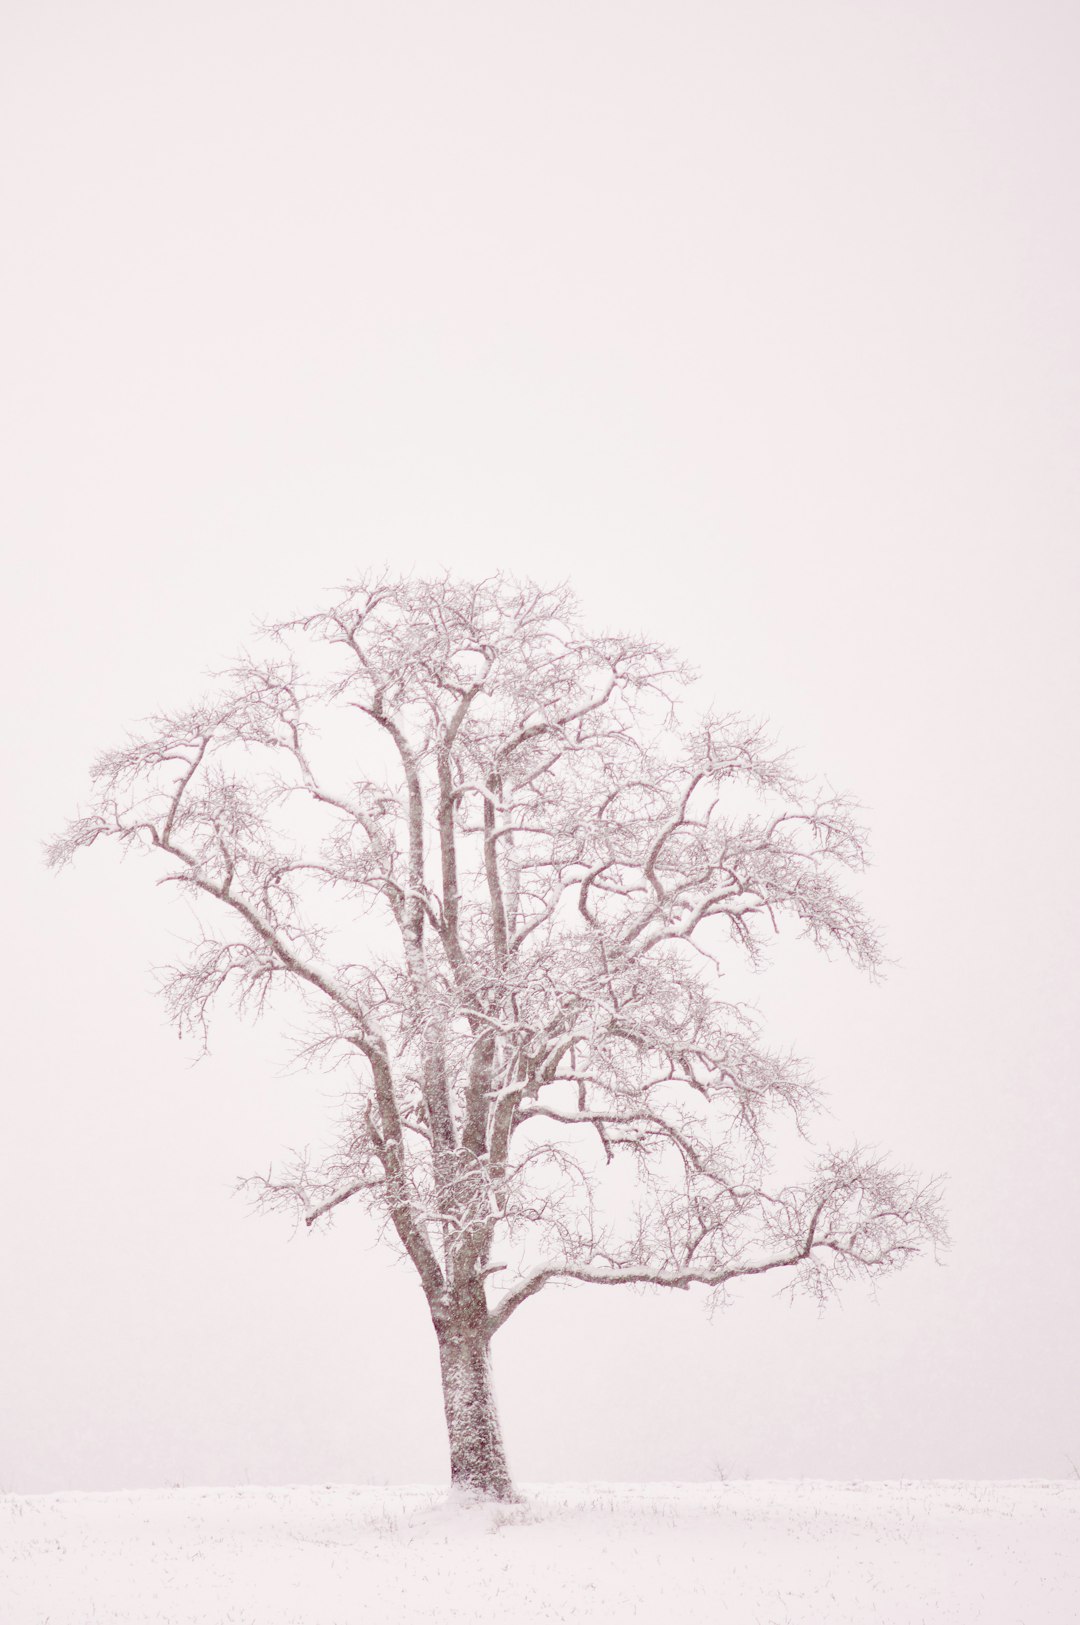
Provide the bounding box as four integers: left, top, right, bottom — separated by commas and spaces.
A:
2, 1480, 1076, 1624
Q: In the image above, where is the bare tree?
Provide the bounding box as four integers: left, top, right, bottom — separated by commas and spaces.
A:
48, 573, 945, 1501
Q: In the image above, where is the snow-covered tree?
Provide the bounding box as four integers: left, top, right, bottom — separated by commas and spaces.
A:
49, 573, 945, 1500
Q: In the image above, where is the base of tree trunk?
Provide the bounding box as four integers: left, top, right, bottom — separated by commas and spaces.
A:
437, 1325, 517, 1502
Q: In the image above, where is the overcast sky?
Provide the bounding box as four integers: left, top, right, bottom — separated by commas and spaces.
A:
3, 0, 1078, 1493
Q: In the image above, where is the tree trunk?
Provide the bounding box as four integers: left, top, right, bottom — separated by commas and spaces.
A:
436, 1317, 516, 1501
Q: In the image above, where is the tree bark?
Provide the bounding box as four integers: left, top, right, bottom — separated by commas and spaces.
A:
435, 1313, 516, 1501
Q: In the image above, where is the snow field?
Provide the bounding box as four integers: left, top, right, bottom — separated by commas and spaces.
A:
1, 1480, 1076, 1624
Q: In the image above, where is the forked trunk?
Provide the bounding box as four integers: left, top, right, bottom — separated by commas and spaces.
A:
436, 1319, 515, 1501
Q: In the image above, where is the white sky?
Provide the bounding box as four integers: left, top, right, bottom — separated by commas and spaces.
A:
2, 0, 1078, 1492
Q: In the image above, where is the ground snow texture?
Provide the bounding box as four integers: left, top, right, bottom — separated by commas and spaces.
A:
2, 1481, 1076, 1623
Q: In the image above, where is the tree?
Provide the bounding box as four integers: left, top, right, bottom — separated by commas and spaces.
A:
48, 573, 945, 1501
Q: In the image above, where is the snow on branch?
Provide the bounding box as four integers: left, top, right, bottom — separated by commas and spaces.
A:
50, 570, 946, 1343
